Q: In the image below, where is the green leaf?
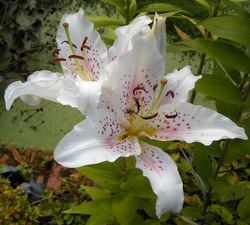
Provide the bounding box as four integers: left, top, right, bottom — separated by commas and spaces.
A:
238, 195, 250, 222
210, 179, 250, 201
206, 0, 220, 7
182, 39, 250, 73
86, 16, 125, 28
223, 0, 250, 18
193, 142, 221, 158
65, 199, 115, 225
158, 10, 184, 18
86, 198, 115, 225
218, 61, 242, 85
200, 16, 250, 46
215, 100, 239, 121
193, 0, 212, 14
64, 199, 105, 215
224, 138, 250, 163
129, 0, 137, 18
137, 3, 187, 13
112, 193, 138, 225
121, 169, 156, 199
181, 206, 203, 219
83, 186, 112, 200
211, 204, 234, 224
77, 160, 121, 193
101, 0, 125, 7
195, 74, 244, 105
193, 149, 214, 186
167, 44, 195, 52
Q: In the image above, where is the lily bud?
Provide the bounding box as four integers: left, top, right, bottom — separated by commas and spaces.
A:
152, 13, 167, 67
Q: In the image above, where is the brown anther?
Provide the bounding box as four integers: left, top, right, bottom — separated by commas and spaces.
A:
51, 58, 66, 63
133, 87, 147, 96
141, 112, 158, 120
61, 40, 77, 49
126, 109, 135, 114
165, 112, 178, 119
82, 36, 88, 46
63, 22, 69, 27
133, 97, 141, 114
81, 45, 91, 51
160, 79, 168, 84
166, 90, 174, 98
68, 55, 84, 60
153, 84, 158, 91
52, 49, 61, 58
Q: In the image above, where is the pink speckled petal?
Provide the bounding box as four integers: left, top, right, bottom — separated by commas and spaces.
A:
109, 15, 152, 62
159, 66, 201, 105
56, 8, 108, 81
135, 141, 183, 218
111, 28, 165, 122
141, 102, 248, 145
4, 70, 78, 110
54, 108, 141, 168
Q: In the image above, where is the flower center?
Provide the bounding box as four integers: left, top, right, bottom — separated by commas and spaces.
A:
127, 79, 178, 136
51, 22, 92, 81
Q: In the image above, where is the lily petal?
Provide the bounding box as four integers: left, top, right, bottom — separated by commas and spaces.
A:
4, 70, 78, 110
56, 8, 108, 81
160, 66, 201, 105
141, 102, 248, 145
76, 77, 104, 114
109, 15, 152, 62
54, 108, 141, 168
111, 28, 165, 122
135, 141, 183, 218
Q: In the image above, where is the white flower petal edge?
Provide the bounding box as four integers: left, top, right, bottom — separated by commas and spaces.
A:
109, 15, 152, 62
57, 8, 108, 81
142, 102, 248, 145
4, 70, 78, 110
136, 141, 183, 218
54, 108, 141, 168
76, 77, 104, 114
161, 66, 202, 104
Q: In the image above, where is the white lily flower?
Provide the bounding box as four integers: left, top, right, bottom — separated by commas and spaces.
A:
54, 28, 247, 218
5, 8, 108, 115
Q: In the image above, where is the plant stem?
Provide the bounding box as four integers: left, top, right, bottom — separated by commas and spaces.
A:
189, 53, 206, 103
125, 0, 131, 25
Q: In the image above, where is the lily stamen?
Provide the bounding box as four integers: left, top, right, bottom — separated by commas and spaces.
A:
153, 84, 158, 92
166, 90, 174, 98
61, 40, 77, 49
133, 97, 141, 114
82, 36, 88, 46
52, 58, 66, 63
141, 112, 158, 120
52, 49, 61, 58
68, 55, 85, 60
133, 87, 147, 96
165, 112, 178, 119
81, 45, 91, 51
